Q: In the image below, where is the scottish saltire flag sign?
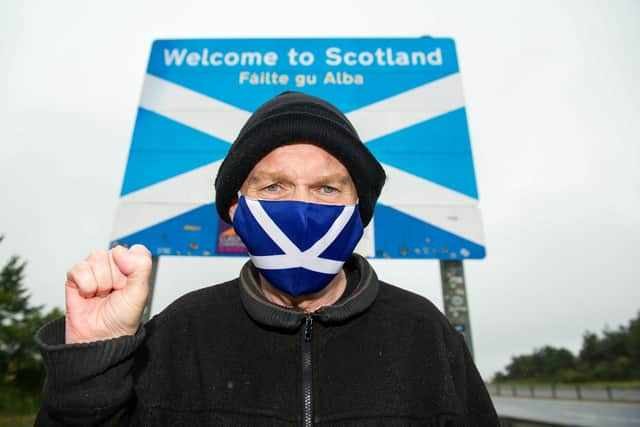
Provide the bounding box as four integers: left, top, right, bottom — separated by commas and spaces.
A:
111, 38, 486, 259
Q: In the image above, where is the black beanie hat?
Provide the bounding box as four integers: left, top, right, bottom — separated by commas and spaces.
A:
214, 91, 386, 226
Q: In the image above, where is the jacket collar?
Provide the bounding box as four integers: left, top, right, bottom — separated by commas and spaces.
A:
238, 254, 380, 330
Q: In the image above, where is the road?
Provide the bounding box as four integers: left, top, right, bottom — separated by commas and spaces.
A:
493, 396, 640, 427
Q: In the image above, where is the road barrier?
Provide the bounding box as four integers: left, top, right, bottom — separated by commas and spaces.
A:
499, 417, 574, 427
487, 383, 640, 403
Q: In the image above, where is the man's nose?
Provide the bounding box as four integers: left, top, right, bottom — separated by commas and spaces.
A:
290, 187, 312, 203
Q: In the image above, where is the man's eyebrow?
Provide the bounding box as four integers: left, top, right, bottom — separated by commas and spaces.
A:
246, 171, 290, 184
247, 171, 352, 187
315, 174, 352, 185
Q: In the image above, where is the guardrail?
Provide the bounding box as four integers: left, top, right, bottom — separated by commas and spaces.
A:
487, 383, 640, 403
499, 417, 574, 427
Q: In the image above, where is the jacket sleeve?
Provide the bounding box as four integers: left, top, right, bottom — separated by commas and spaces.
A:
451, 333, 500, 426
34, 317, 146, 427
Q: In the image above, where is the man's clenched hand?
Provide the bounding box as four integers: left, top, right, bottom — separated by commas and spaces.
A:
64, 244, 151, 344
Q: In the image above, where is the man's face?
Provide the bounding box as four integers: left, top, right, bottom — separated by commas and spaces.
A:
228, 143, 357, 221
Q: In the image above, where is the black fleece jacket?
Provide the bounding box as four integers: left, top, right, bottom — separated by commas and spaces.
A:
35, 255, 498, 426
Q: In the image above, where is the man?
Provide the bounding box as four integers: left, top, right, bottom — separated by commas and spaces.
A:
36, 92, 498, 426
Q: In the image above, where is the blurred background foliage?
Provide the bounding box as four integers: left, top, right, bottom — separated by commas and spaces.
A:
0, 236, 62, 416
493, 311, 640, 384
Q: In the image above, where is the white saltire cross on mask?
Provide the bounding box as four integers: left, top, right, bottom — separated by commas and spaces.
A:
243, 197, 358, 275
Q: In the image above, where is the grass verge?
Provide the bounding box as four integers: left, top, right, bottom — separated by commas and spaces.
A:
0, 415, 36, 427
0, 385, 41, 419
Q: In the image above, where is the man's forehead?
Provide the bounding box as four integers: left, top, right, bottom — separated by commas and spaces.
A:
243, 143, 353, 184
252, 143, 347, 168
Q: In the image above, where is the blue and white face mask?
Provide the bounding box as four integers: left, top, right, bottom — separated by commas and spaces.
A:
232, 195, 364, 297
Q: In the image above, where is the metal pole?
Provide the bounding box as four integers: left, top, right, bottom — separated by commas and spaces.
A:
576, 385, 582, 400
439, 260, 474, 358
142, 255, 159, 323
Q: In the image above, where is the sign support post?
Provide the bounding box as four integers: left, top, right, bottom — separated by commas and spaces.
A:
440, 260, 474, 358
142, 256, 159, 323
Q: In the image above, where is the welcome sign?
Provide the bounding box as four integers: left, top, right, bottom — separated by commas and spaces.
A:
111, 38, 486, 259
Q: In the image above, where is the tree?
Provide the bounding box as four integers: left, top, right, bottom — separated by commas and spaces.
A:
0, 235, 62, 391
493, 312, 640, 383
577, 321, 637, 381
495, 346, 575, 382
627, 312, 640, 378
578, 331, 600, 368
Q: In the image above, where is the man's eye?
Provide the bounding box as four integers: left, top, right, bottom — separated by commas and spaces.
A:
321, 186, 336, 194
265, 184, 280, 192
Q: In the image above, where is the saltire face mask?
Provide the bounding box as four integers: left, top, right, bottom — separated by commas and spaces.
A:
232, 196, 364, 297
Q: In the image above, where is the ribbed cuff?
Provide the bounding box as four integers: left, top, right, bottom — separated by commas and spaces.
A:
35, 317, 145, 410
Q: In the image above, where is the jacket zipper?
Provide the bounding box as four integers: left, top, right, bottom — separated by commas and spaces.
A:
302, 313, 313, 427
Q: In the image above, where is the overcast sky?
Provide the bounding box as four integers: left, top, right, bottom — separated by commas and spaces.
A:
1, 0, 639, 380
